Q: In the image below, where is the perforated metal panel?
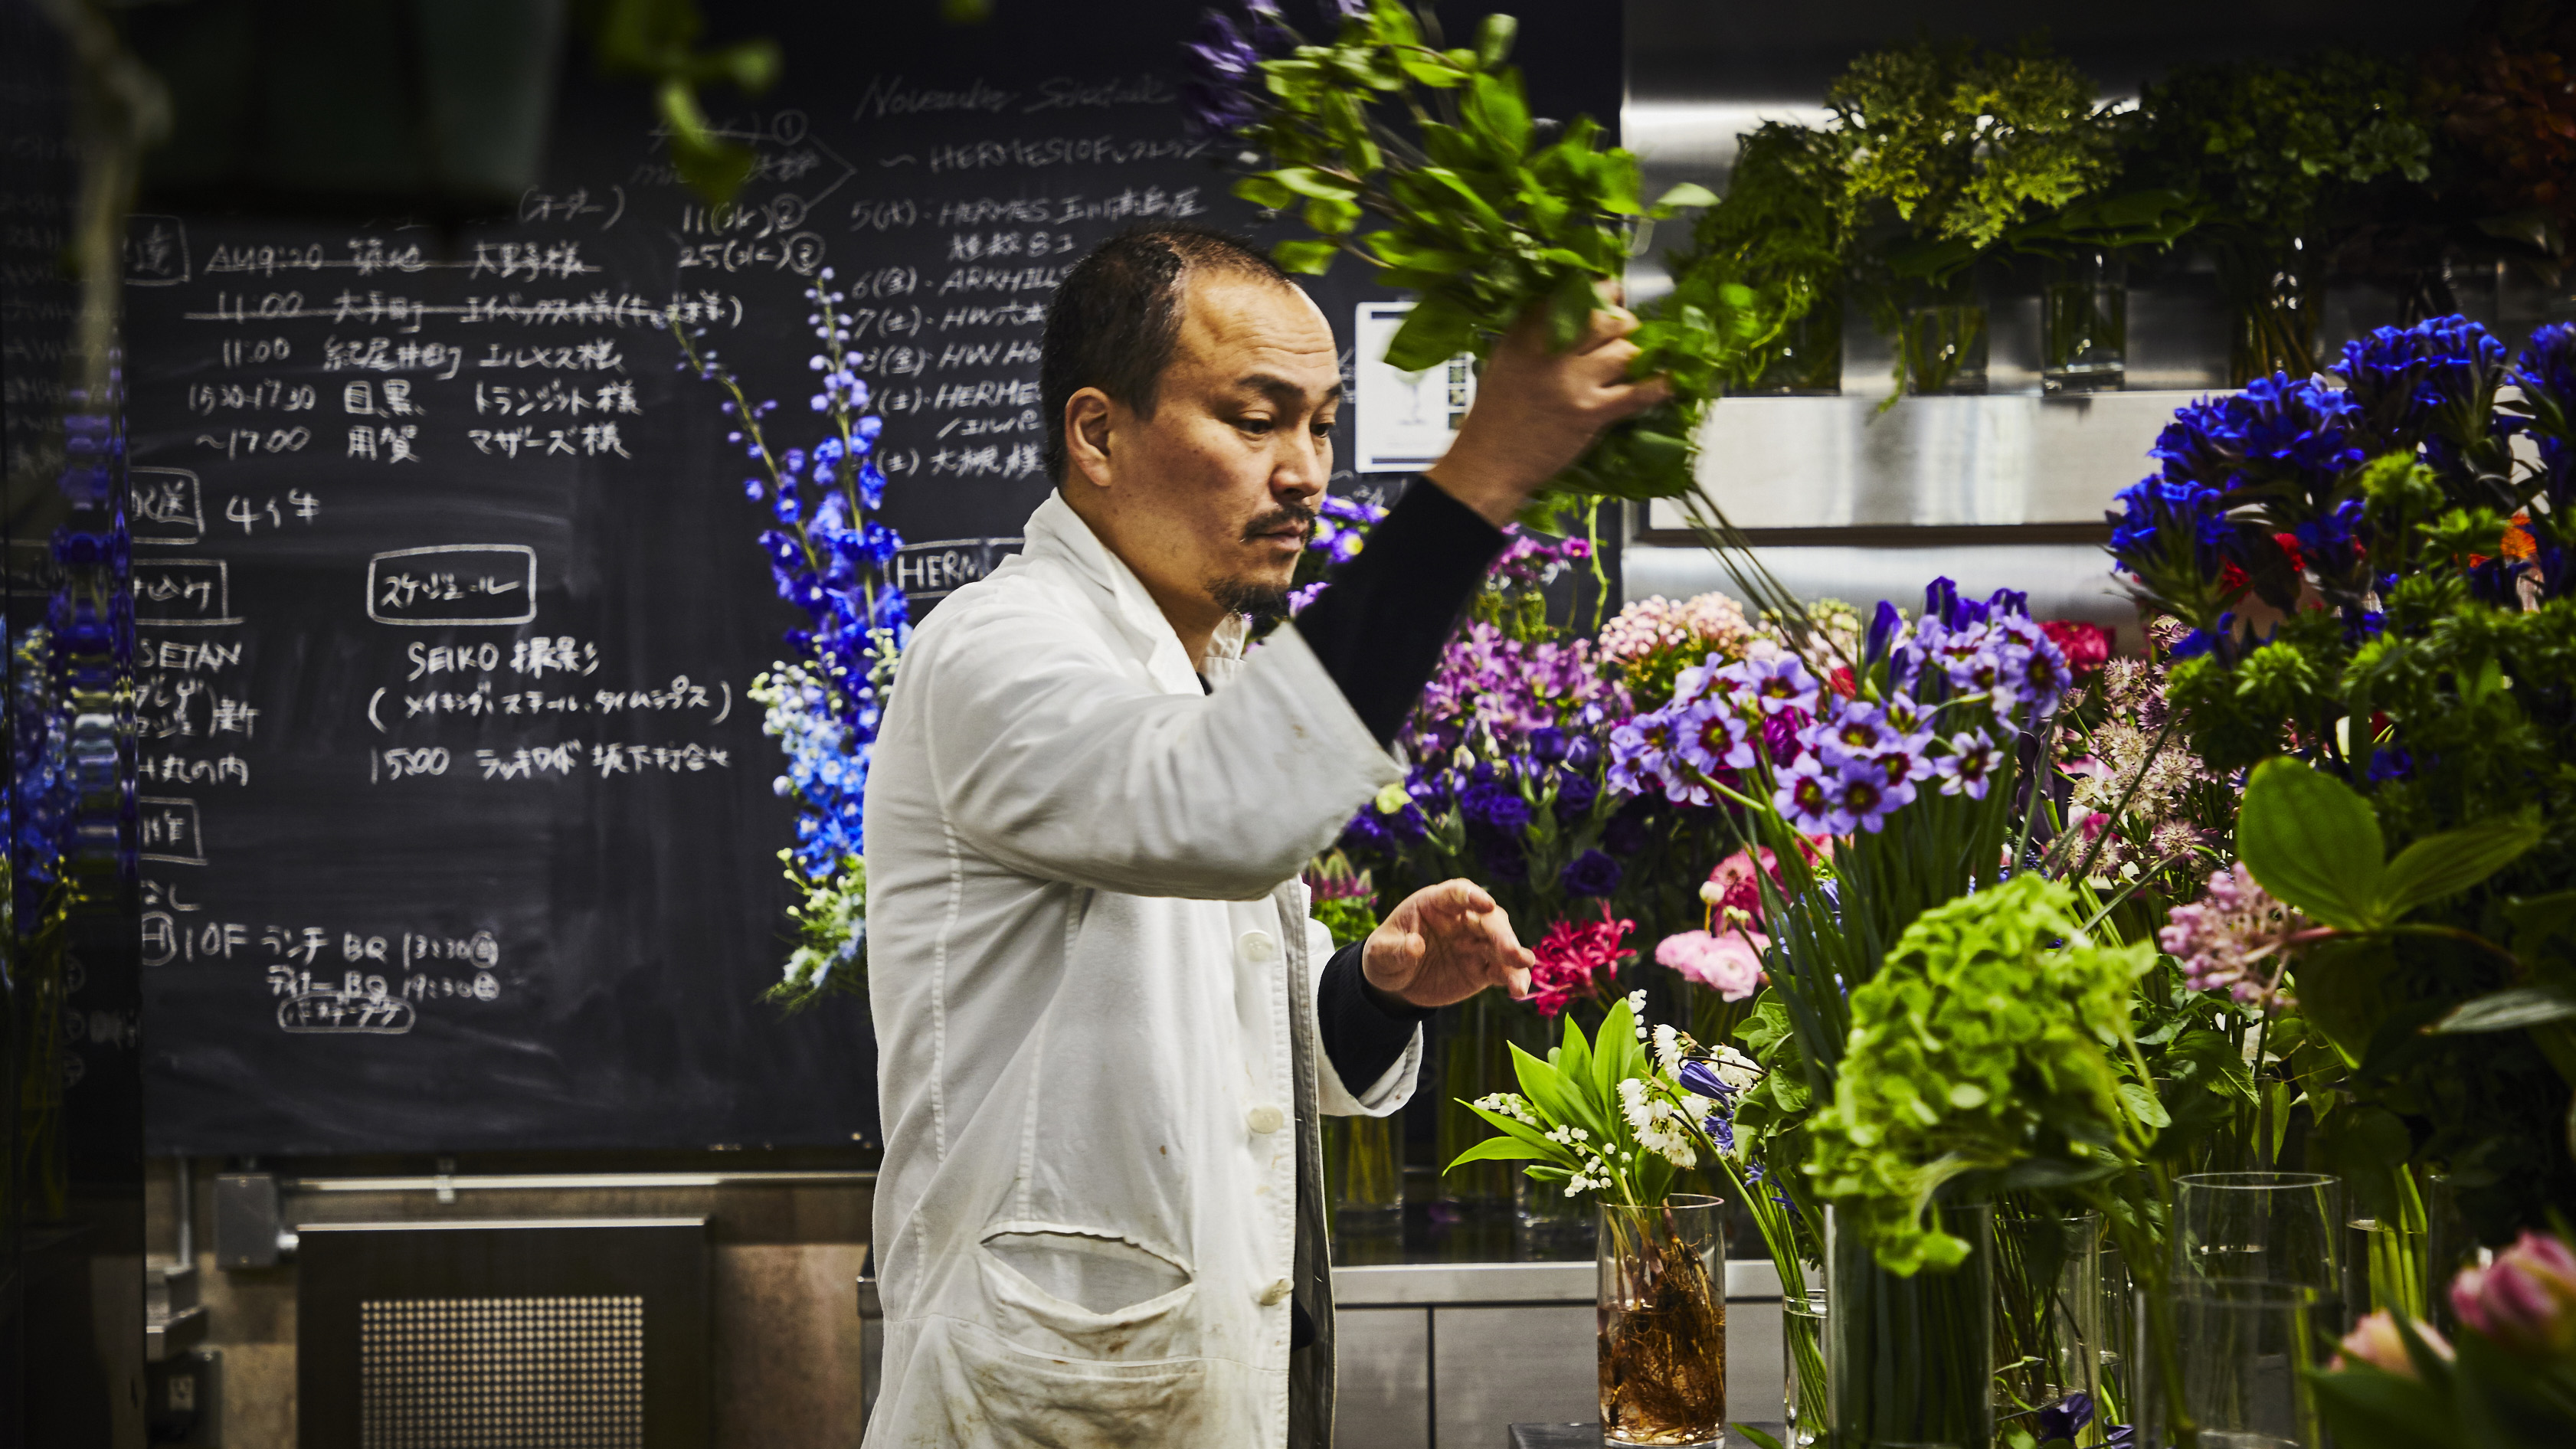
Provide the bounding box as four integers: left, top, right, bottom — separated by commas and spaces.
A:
360, 1296, 645, 1448
299, 1219, 707, 1449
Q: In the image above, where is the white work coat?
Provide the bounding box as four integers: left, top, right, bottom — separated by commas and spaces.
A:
863, 492, 1419, 1447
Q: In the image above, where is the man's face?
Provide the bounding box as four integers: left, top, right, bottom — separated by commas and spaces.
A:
1064, 273, 1340, 623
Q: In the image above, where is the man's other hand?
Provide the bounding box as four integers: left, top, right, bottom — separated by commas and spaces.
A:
1360, 878, 1536, 1009
1423, 289, 1674, 527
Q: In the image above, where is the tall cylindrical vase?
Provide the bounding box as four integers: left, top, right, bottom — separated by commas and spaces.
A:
1995, 1209, 2106, 1446
1827, 1202, 1995, 1449
1784, 1287, 1829, 1447
2042, 253, 2126, 394
1323, 1112, 1403, 1233
1902, 302, 1990, 395
1599, 1196, 1729, 1447
1513, 1009, 1596, 1255
1437, 992, 1516, 1211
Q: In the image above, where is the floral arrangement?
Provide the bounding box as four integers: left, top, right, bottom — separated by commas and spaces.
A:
671, 274, 909, 1009
1182, 1, 1746, 512
2110, 315, 2576, 1239
2321, 1228, 2576, 1449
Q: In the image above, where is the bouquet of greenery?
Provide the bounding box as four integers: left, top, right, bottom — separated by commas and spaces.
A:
1182, 0, 1746, 515
2128, 52, 2432, 381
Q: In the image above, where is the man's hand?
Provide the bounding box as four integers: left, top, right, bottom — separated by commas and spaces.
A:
1424, 289, 1674, 527
1361, 879, 1535, 1009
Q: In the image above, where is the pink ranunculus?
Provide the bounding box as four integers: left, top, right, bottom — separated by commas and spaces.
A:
2333, 1310, 2451, 1379
1656, 927, 1767, 1001
2450, 1230, 2576, 1357
1703, 846, 1779, 924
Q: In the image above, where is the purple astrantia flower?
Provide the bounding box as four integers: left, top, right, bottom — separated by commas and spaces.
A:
1935, 730, 2002, 799
1776, 753, 1841, 834
1560, 849, 1623, 898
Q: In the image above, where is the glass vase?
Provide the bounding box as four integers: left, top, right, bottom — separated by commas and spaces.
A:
1437, 992, 1517, 1211
1512, 1008, 1596, 1257
2096, 1235, 2138, 1434
1599, 1195, 1729, 1447
2173, 1173, 2345, 1314
1323, 1112, 1403, 1235
1826, 1202, 1995, 1449
2138, 1281, 2332, 1449
2042, 253, 2126, 394
1902, 302, 1989, 395
1753, 291, 1844, 396
1995, 1209, 2106, 1446
1784, 1287, 1829, 1447
2217, 242, 2319, 384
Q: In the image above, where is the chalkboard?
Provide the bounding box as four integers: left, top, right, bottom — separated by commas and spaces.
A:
127, 0, 1620, 1156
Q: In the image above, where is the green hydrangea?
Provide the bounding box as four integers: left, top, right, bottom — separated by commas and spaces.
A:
1807, 875, 2152, 1274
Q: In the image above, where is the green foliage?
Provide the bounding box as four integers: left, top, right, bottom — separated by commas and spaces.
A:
2131, 51, 2432, 247
763, 854, 866, 1012
2235, 757, 2538, 933
1218, 3, 1743, 510
1805, 875, 2157, 1275
1448, 996, 1685, 1207
1827, 39, 2118, 256
577, 0, 781, 204
1668, 123, 1851, 391
1311, 894, 1379, 950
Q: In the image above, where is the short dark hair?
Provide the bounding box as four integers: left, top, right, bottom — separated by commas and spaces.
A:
1040, 224, 1293, 483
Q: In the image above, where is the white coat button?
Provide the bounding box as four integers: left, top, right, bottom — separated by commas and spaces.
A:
1245, 1104, 1286, 1135
1237, 929, 1279, 963
1258, 1278, 1293, 1306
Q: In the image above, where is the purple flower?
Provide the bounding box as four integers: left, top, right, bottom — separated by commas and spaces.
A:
1832, 762, 1903, 833
1461, 781, 1533, 836
1776, 754, 1841, 835
1934, 731, 2002, 799
2035, 1392, 2096, 1445
1560, 849, 1622, 898
1527, 726, 1569, 764
1554, 768, 1599, 819
1743, 656, 1823, 715
1810, 697, 1894, 766
1673, 697, 1754, 777
1607, 711, 1674, 797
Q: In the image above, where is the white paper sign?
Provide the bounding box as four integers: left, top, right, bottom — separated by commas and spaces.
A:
1353, 301, 1475, 473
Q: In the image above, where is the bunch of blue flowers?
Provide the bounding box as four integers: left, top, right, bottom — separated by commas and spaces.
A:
2111, 315, 2573, 652
671, 272, 908, 1008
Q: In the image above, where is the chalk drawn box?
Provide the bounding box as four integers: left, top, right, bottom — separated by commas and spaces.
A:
365, 545, 539, 626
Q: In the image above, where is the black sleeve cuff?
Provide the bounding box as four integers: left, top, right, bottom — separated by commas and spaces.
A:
1291, 477, 1507, 746
1317, 940, 1432, 1097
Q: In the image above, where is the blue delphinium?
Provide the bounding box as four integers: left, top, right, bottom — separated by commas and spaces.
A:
673, 270, 909, 1007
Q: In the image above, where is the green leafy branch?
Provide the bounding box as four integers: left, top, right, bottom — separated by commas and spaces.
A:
578, 0, 782, 205
1215, 1, 1729, 513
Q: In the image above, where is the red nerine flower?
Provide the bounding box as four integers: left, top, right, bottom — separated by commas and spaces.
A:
1527, 908, 1635, 1017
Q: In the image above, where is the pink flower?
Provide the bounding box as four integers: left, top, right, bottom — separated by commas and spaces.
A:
1704, 848, 1779, 924
2158, 863, 2309, 1012
1528, 910, 1635, 1017
2334, 1310, 2451, 1379
1656, 928, 1766, 1000
2451, 1230, 2576, 1357
2041, 620, 2112, 682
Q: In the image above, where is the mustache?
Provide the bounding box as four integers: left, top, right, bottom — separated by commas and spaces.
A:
1240, 503, 1317, 544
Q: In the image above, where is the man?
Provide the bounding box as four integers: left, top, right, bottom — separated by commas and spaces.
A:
864, 224, 1668, 1447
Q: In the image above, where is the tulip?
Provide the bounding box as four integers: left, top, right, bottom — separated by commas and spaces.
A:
2450, 1230, 2576, 1358
2333, 1309, 2450, 1379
